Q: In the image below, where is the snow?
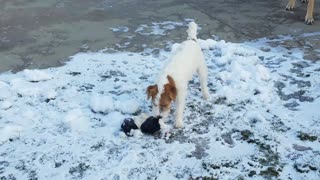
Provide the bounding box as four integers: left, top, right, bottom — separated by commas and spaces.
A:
0, 81, 11, 100
0, 100, 13, 110
109, 26, 129, 33
135, 21, 185, 35
89, 94, 114, 114
0, 23, 319, 179
0, 125, 23, 144
23, 69, 53, 82
10, 78, 41, 97
45, 89, 58, 100
115, 99, 140, 114
65, 109, 89, 132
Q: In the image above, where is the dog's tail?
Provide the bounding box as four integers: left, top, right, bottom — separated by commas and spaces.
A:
186, 22, 198, 41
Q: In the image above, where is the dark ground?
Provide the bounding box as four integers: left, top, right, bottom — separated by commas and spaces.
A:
0, 0, 319, 72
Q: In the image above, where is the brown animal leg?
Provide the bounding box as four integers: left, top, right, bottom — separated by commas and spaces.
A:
305, 0, 315, 24
286, 0, 296, 11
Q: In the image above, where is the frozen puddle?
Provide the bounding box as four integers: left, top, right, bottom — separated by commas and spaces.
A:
0, 37, 319, 179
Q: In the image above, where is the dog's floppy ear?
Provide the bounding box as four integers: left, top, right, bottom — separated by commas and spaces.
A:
146, 85, 158, 100
165, 75, 177, 101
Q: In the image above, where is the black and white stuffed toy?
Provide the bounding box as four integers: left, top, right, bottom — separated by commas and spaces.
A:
140, 116, 162, 134
121, 114, 163, 136
121, 118, 139, 137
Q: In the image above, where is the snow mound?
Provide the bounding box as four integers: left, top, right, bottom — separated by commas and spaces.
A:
23, 69, 53, 82
0, 81, 14, 101
65, 109, 89, 132
1, 100, 13, 110
90, 94, 114, 114
115, 99, 140, 114
0, 125, 23, 144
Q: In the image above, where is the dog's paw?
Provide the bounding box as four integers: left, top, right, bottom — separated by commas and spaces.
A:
286, 3, 295, 11
203, 93, 210, 100
175, 121, 184, 128
305, 15, 314, 25
202, 89, 210, 100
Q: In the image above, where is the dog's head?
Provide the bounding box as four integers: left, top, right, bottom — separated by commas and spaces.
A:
147, 75, 177, 118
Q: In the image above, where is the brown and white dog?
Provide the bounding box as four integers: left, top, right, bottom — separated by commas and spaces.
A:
286, 0, 316, 24
146, 22, 209, 128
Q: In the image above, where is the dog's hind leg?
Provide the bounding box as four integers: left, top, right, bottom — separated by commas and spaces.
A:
197, 57, 210, 100
286, 0, 296, 11
305, 0, 315, 24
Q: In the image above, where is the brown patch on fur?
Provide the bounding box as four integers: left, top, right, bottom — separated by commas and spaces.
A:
147, 75, 177, 112
164, 75, 177, 101
159, 75, 177, 111
147, 85, 158, 100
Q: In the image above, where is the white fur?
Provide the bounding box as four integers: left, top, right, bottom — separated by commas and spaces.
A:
133, 113, 149, 128
153, 22, 209, 128
187, 21, 198, 40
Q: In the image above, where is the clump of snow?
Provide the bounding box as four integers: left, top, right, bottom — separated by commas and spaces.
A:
1, 100, 13, 110
23, 69, 53, 82
0, 125, 23, 144
89, 94, 114, 114
45, 89, 57, 100
65, 109, 89, 132
110, 26, 129, 33
10, 78, 41, 97
245, 111, 266, 124
256, 64, 270, 81
0, 82, 11, 100
135, 21, 185, 35
115, 99, 140, 114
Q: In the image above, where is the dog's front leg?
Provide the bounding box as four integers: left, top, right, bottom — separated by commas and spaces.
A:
175, 91, 187, 128
305, 0, 315, 24
286, 0, 296, 11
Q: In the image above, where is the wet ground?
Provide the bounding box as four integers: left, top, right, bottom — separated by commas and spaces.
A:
0, 0, 319, 73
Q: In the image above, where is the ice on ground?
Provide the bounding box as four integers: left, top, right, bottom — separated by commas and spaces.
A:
135, 21, 185, 35
109, 26, 129, 33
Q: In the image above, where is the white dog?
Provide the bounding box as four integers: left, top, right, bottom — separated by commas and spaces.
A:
146, 22, 209, 128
